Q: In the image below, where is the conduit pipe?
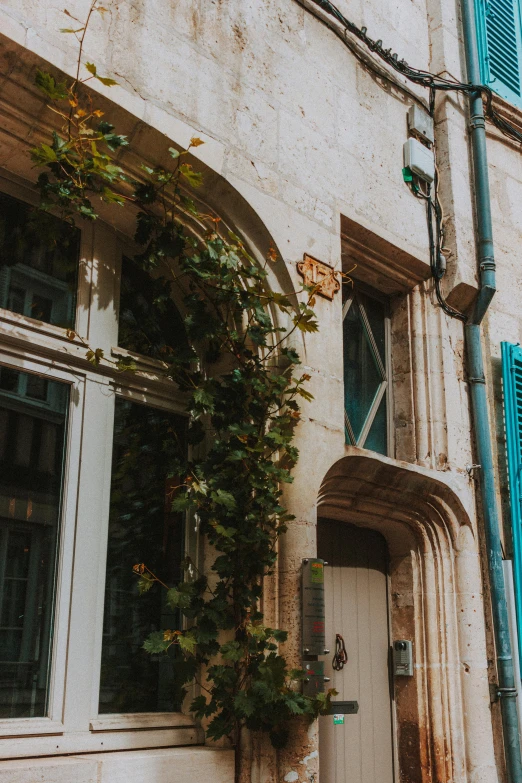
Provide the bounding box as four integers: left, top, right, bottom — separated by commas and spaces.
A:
460, 0, 522, 779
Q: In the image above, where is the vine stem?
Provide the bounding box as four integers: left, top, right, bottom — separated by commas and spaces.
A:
72, 0, 98, 91
32, 4, 325, 767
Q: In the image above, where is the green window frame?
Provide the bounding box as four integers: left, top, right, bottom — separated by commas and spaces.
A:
475, 0, 522, 108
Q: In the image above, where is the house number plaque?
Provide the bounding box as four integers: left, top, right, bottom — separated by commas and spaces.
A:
301, 558, 326, 656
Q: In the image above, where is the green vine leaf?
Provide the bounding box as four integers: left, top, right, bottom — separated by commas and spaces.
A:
35, 69, 68, 100
211, 489, 236, 510
143, 631, 171, 654
221, 641, 243, 662
85, 61, 118, 86
31, 4, 319, 755
166, 587, 192, 610
213, 524, 237, 539
31, 143, 59, 165
86, 347, 104, 366
115, 357, 138, 373
179, 163, 203, 188
178, 631, 197, 654
137, 575, 154, 594
171, 493, 191, 512
293, 312, 319, 332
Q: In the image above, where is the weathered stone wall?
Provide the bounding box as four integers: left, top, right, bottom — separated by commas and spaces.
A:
0, 0, 478, 469
1, 0, 521, 780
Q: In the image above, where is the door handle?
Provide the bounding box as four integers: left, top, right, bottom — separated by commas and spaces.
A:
332, 633, 348, 670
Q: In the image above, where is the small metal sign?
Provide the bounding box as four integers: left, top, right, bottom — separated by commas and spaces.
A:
302, 558, 326, 656
333, 714, 345, 725
302, 660, 325, 697
297, 254, 340, 300
328, 700, 359, 715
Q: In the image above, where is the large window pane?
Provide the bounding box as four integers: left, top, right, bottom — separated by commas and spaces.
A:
0, 193, 80, 329
99, 398, 186, 714
364, 394, 387, 455
118, 256, 187, 360
0, 367, 68, 718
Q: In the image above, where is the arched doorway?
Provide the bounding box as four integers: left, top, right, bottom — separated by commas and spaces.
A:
318, 520, 394, 783
316, 448, 498, 783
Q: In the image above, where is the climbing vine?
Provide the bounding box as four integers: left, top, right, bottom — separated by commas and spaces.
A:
29, 2, 335, 775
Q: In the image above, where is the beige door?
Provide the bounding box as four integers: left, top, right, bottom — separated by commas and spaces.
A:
318, 520, 394, 783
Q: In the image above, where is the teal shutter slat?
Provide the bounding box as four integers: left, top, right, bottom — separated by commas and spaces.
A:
502, 341, 522, 665
474, 0, 522, 108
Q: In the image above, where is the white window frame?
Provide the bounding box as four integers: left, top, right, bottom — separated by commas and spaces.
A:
0, 172, 201, 759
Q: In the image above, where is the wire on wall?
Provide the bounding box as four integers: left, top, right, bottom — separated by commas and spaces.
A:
295, 0, 522, 321
298, 0, 522, 147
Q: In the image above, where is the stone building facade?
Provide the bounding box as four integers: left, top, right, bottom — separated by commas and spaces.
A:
0, 0, 521, 781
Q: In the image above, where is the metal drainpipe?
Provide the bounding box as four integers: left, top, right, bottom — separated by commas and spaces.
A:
460, 0, 522, 779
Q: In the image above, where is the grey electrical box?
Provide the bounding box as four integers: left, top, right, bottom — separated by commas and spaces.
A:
403, 138, 435, 184
407, 104, 434, 146
393, 640, 413, 676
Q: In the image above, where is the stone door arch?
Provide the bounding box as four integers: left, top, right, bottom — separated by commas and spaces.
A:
317, 450, 498, 783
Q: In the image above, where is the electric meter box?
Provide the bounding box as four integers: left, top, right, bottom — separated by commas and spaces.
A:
403, 138, 435, 183
407, 104, 434, 145
393, 639, 413, 676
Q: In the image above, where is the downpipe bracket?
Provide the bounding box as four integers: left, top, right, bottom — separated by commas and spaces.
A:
469, 112, 486, 131
491, 685, 519, 703
480, 257, 496, 272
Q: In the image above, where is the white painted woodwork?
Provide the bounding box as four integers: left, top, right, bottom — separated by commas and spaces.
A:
0, 726, 203, 760
318, 520, 394, 783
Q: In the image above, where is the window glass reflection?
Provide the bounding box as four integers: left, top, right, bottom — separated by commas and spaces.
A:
343, 290, 388, 455
343, 298, 383, 441
118, 256, 188, 360
0, 367, 68, 718
0, 192, 80, 329
99, 398, 186, 714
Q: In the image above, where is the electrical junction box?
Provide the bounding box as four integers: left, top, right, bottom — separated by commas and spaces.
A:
407, 104, 434, 145
403, 138, 435, 184
393, 640, 413, 676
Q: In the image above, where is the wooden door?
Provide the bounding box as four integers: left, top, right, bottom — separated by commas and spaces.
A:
318, 520, 394, 783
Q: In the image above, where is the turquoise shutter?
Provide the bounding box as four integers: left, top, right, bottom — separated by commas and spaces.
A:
502, 341, 522, 663
474, 0, 522, 108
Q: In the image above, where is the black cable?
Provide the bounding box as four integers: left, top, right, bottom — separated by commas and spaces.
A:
298, 0, 485, 321
294, 0, 430, 110
300, 0, 522, 147
427, 95, 467, 320
425, 187, 467, 321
